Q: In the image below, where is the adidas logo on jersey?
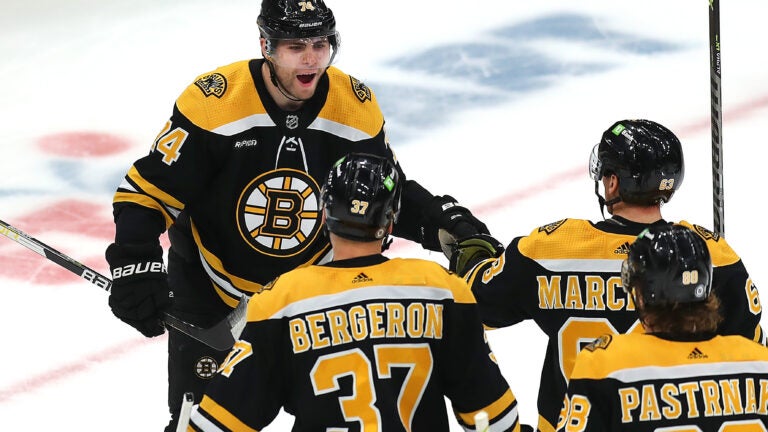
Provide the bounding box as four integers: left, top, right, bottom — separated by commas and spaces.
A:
687, 347, 708, 359
614, 242, 631, 255
352, 272, 373, 283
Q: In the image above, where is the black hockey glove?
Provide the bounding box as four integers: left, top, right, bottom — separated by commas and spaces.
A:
442, 233, 504, 277
422, 195, 490, 251
105, 242, 171, 337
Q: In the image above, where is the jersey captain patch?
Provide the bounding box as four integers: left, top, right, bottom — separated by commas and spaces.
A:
349, 76, 372, 103
237, 169, 323, 257
194, 73, 227, 98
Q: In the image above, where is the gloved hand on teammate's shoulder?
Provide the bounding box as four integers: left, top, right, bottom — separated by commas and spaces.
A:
440, 232, 505, 277
105, 242, 171, 337
421, 195, 490, 251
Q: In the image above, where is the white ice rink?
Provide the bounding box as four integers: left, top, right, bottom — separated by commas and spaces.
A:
1, 1, 767, 430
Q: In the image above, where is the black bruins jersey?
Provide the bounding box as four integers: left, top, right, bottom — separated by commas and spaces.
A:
464, 217, 765, 432
112, 59, 426, 307
559, 333, 768, 431
188, 255, 521, 431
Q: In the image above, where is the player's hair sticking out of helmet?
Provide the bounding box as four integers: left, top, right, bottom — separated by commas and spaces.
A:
621, 225, 722, 334
589, 119, 685, 218
321, 153, 402, 242
257, 0, 340, 102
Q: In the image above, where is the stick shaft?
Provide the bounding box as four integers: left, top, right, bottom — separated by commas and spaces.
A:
709, 0, 725, 234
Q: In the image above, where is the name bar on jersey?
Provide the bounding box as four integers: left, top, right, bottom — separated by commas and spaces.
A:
610, 361, 768, 423
289, 301, 444, 353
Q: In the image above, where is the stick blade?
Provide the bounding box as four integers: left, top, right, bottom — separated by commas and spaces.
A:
163, 296, 249, 351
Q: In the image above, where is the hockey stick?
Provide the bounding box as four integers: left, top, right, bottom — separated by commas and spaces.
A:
709, 0, 725, 234
175, 392, 195, 432
0, 217, 246, 351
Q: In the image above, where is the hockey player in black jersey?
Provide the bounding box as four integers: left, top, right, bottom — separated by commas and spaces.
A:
104, 1, 496, 430
188, 153, 521, 431
559, 225, 768, 431
443, 119, 766, 432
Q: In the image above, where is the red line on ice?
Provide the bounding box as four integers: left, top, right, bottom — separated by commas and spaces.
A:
1, 94, 766, 403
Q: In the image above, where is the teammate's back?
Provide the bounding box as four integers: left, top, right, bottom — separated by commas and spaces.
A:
560, 225, 768, 431
562, 332, 768, 431
190, 153, 520, 431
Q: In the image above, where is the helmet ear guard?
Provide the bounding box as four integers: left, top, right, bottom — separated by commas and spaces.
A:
621, 225, 712, 306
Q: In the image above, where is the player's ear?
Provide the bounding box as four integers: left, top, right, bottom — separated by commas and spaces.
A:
604, 173, 619, 195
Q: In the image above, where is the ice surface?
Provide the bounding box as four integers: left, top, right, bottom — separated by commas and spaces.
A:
1, 1, 767, 430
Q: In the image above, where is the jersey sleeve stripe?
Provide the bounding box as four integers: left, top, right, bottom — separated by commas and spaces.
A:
196, 395, 258, 432
112, 191, 175, 228
125, 166, 185, 210
456, 388, 517, 425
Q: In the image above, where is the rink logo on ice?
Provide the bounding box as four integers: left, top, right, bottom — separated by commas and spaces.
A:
194, 356, 219, 379
194, 73, 227, 98
374, 13, 683, 144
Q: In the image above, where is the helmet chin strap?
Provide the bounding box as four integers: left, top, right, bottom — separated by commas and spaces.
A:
594, 181, 622, 220
265, 60, 307, 103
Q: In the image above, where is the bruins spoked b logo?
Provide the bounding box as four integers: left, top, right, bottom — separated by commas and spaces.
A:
237, 169, 322, 257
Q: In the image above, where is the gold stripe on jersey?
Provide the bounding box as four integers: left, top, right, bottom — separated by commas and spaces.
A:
198, 395, 258, 432
176, 60, 269, 134
571, 334, 768, 380
456, 388, 517, 425
569, 334, 768, 425
190, 221, 332, 307
175, 62, 383, 141
125, 166, 185, 210
112, 191, 174, 228
537, 414, 556, 432
517, 219, 742, 268
250, 259, 473, 320
518, 219, 625, 261
312, 67, 384, 140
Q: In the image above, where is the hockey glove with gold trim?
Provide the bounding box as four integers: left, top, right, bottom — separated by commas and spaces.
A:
441, 232, 504, 277
106, 242, 171, 337
422, 195, 490, 251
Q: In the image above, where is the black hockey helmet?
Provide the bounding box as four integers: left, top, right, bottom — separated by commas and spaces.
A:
589, 119, 685, 206
621, 225, 712, 306
258, 0, 338, 40
321, 153, 401, 242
